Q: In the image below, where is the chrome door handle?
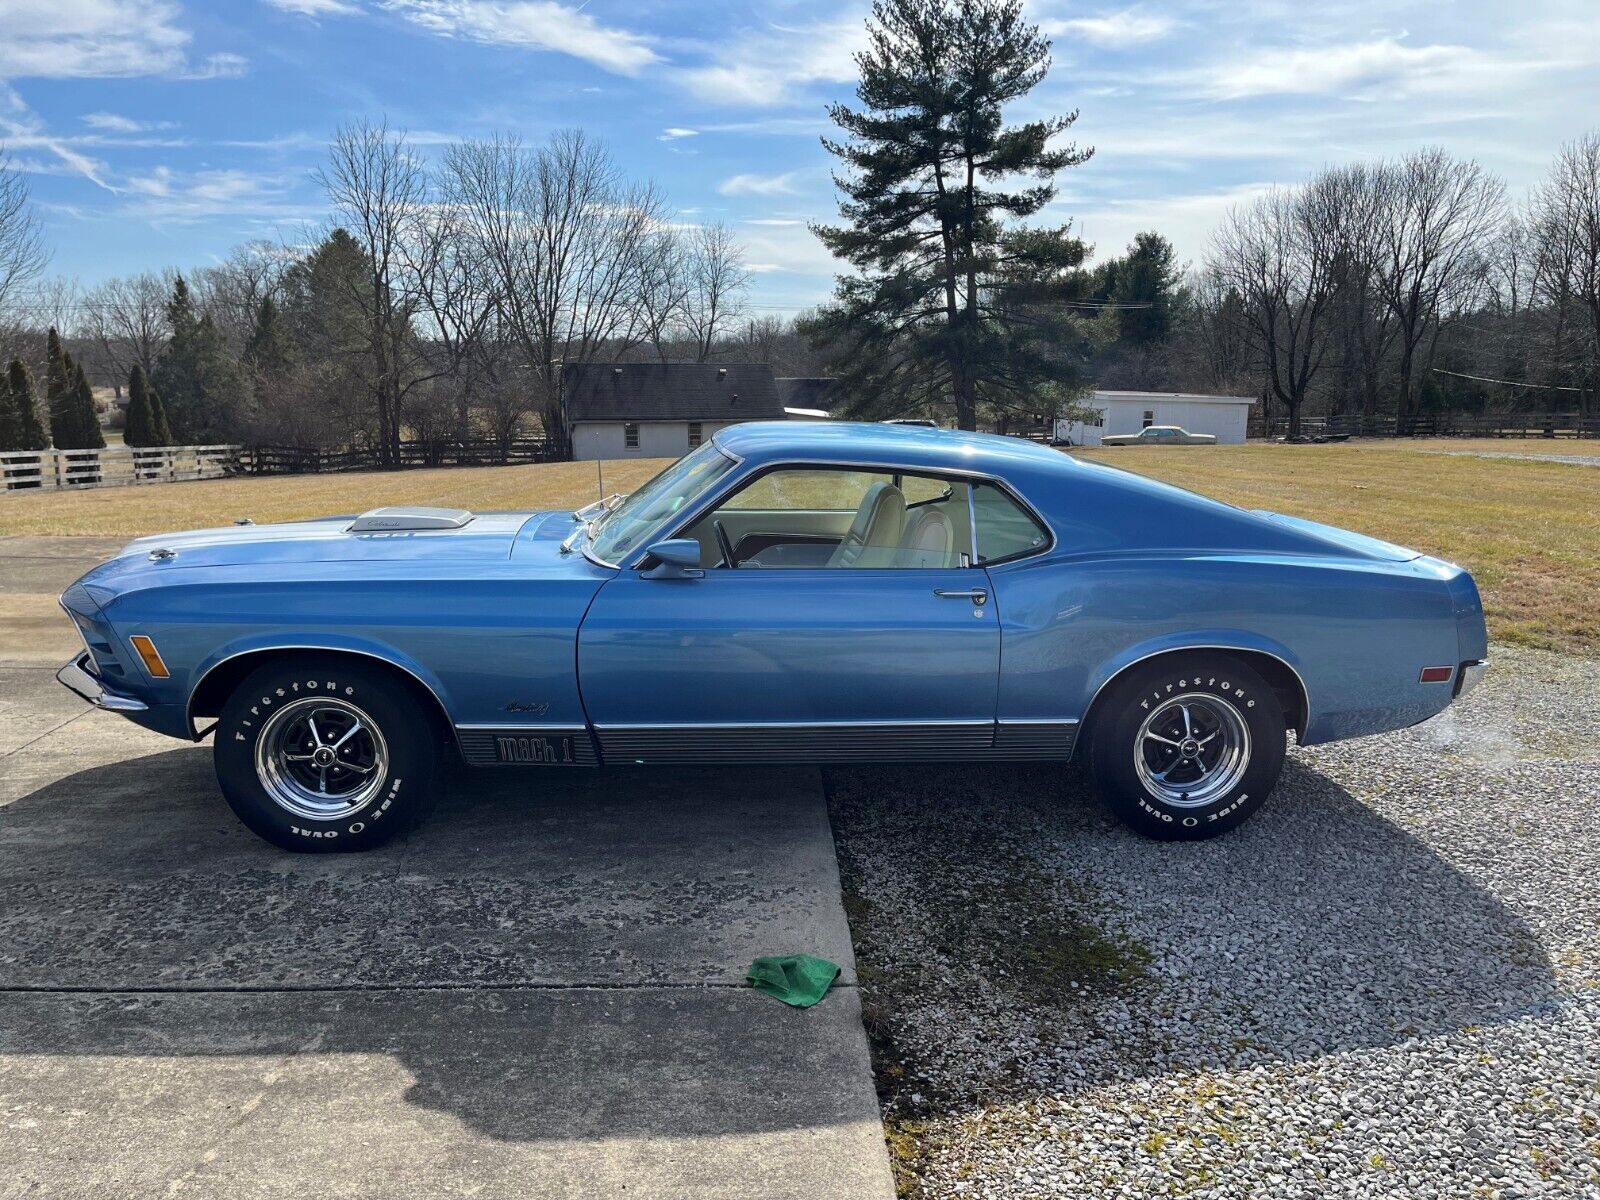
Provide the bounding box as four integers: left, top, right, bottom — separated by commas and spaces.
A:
933, 587, 987, 604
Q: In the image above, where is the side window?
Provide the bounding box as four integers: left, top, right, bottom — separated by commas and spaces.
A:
721, 469, 888, 511
689, 466, 973, 569
624, 422, 640, 450
1142, 410, 1155, 428
972, 483, 1049, 564
687, 422, 703, 448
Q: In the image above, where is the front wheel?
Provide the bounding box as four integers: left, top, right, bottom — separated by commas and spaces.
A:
214, 655, 440, 852
1088, 654, 1286, 840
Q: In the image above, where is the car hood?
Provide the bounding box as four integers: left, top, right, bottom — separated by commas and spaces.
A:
83, 510, 597, 585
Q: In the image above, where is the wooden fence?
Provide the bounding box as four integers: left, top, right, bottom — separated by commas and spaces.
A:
1249, 410, 1600, 440
238, 438, 554, 475
0, 437, 559, 492
0, 445, 240, 491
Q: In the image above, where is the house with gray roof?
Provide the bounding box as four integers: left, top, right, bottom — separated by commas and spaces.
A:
562, 362, 788, 460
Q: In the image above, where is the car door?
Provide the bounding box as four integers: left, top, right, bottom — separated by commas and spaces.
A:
577, 465, 1001, 763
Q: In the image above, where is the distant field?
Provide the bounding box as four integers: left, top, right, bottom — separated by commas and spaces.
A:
1401, 437, 1600, 457
0, 458, 672, 538
2, 440, 1595, 655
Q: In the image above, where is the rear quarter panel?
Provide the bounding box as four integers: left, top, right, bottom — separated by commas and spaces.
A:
988, 550, 1463, 744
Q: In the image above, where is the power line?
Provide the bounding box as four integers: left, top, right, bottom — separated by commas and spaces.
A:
1430, 367, 1585, 393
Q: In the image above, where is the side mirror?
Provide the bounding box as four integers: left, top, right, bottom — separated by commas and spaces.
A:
641, 539, 704, 580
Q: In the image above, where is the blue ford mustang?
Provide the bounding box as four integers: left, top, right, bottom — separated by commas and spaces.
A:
57, 421, 1487, 852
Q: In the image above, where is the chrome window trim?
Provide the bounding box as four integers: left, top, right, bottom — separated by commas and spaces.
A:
967, 481, 980, 564
1081, 645, 1312, 737
627, 455, 1057, 572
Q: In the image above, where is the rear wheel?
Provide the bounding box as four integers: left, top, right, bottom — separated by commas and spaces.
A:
213, 655, 440, 852
1088, 654, 1286, 840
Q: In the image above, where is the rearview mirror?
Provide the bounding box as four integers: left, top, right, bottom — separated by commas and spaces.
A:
641, 539, 704, 580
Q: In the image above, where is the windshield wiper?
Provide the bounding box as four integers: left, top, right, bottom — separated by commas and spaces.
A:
572, 493, 623, 523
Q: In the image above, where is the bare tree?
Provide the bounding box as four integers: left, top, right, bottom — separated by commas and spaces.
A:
1373, 149, 1506, 424
80, 272, 172, 389
681, 223, 751, 361
193, 241, 286, 352
398, 199, 501, 447
634, 226, 689, 362
318, 119, 429, 465
442, 130, 670, 456
1528, 133, 1600, 422
0, 151, 49, 335
1208, 182, 1344, 438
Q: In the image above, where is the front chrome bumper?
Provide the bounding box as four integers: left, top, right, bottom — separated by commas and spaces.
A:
57, 652, 149, 713
1455, 659, 1489, 700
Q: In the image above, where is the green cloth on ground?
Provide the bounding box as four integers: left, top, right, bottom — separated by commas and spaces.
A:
746, 954, 841, 1008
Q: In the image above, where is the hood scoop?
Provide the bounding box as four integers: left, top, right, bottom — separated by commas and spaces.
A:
349, 506, 475, 533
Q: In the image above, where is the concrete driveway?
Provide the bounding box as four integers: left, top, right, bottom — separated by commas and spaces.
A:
0, 537, 894, 1198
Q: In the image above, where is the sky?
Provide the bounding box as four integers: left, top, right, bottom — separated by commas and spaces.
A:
1, 0, 1598, 315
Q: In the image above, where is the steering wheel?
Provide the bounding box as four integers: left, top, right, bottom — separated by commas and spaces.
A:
713, 520, 737, 568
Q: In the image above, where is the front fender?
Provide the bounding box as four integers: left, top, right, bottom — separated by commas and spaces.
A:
185, 633, 455, 733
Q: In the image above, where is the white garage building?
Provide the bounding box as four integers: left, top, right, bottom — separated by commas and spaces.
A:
1055, 389, 1256, 446
563, 362, 786, 461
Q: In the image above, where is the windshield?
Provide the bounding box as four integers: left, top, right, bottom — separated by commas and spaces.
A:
588, 442, 736, 564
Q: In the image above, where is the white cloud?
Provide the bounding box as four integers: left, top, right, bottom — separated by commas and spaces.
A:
734, 221, 840, 277
718, 170, 802, 197
128, 165, 174, 196
82, 112, 176, 133
118, 165, 311, 223
1070, 183, 1277, 266
1202, 36, 1483, 100
658, 127, 698, 141
745, 217, 805, 226
182, 52, 250, 80
675, 15, 866, 106
1039, 8, 1175, 48
382, 0, 660, 75
264, 0, 360, 14
0, 85, 112, 188
0, 0, 191, 78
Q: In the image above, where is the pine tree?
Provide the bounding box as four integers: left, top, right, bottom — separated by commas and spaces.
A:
150, 383, 173, 446
124, 363, 171, 447
1106, 232, 1181, 347
57, 361, 105, 451
152, 275, 246, 443
3, 359, 50, 451
243, 294, 294, 377
45, 328, 76, 446
809, 0, 1095, 429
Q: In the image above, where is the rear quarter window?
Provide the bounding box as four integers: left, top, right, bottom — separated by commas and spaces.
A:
973, 482, 1050, 563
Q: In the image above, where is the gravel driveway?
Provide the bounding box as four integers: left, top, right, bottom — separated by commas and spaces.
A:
826, 646, 1599, 1198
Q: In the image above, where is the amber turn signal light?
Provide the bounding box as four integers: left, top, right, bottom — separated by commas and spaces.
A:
128, 635, 170, 679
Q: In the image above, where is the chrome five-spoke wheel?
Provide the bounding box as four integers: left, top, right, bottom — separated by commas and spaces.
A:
1133, 692, 1251, 809
253, 696, 389, 822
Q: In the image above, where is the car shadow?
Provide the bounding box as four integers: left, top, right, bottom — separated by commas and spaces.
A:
823, 755, 1561, 1111
0, 745, 1559, 1150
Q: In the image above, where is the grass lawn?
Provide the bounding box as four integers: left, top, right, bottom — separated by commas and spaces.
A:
3, 440, 1595, 655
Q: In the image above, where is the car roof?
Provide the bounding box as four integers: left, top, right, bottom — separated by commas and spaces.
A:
713, 420, 1077, 481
